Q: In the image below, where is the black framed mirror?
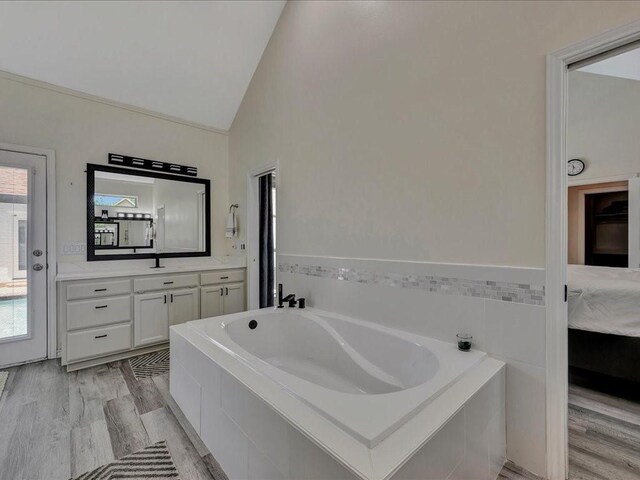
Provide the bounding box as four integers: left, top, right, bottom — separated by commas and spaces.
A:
87, 163, 211, 261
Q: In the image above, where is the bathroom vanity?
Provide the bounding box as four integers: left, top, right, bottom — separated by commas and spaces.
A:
57, 263, 245, 371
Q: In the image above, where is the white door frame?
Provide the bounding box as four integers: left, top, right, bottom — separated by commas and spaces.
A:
546, 20, 640, 480
246, 162, 278, 310
0, 142, 57, 360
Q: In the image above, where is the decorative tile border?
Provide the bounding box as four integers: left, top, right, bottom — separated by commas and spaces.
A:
278, 262, 545, 306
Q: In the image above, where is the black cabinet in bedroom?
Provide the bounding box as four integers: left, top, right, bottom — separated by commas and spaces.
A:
585, 191, 629, 268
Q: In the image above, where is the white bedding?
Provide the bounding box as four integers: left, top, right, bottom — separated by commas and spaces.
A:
568, 264, 640, 337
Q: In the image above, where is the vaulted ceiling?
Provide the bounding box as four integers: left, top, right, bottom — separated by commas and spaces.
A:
0, 1, 286, 130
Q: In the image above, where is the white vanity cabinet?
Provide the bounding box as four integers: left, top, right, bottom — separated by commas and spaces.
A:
133, 286, 200, 347
200, 285, 224, 318
222, 283, 244, 315
133, 291, 170, 347
169, 287, 200, 325
58, 267, 244, 371
200, 270, 245, 318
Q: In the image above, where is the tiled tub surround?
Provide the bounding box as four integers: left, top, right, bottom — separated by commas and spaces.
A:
277, 254, 547, 477
170, 311, 506, 480
279, 263, 545, 306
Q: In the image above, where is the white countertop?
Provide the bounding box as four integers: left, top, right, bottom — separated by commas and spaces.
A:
56, 256, 246, 281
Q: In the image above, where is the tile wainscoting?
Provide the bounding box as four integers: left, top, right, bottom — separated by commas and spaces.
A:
277, 254, 547, 477
279, 263, 544, 306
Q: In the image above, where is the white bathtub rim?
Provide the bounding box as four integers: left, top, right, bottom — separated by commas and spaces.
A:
188, 307, 486, 447
171, 318, 506, 480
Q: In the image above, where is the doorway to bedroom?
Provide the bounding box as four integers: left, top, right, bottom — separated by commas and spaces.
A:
565, 43, 640, 478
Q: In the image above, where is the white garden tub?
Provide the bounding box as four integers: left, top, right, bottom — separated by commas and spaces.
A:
171, 307, 506, 479
189, 307, 484, 447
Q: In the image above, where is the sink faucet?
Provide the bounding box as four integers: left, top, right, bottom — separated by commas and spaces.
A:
277, 284, 297, 308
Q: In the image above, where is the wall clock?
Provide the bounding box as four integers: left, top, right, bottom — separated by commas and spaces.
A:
568, 158, 585, 176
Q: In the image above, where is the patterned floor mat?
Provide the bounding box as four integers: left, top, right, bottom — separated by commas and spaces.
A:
71, 441, 179, 480
128, 349, 170, 380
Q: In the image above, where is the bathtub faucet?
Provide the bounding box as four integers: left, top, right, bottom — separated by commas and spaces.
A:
277, 284, 297, 308
283, 294, 297, 307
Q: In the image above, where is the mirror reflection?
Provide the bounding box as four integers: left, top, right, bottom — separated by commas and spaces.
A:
90, 169, 208, 257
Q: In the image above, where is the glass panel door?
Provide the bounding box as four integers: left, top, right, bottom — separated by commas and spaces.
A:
0, 150, 47, 366
0, 166, 28, 340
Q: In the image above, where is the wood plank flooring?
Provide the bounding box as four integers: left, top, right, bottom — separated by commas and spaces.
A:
0, 358, 638, 480
497, 383, 640, 480
0, 359, 222, 480
567, 384, 640, 480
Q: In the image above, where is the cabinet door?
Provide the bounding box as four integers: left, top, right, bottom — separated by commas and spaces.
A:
169, 287, 200, 326
200, 285, 224, 318
134, 291, 169, 347
223, 283, 245, 315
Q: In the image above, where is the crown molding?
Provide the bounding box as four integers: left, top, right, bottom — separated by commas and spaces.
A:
0, 69, 229, 136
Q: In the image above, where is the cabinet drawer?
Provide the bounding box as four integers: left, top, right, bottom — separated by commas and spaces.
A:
67, 323, 131, 363
67, 295, 131, 331
67, 279, 131, 300
134, 274, 199, 293
200, 269, 244, 286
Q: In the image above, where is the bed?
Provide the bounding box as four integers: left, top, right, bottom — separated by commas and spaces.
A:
568, 264, 640, 384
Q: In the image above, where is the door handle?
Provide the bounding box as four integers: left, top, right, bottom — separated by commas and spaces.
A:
170, 294, 173, 303
225, 287, 228, 295
33, 263, 44, 271
33, 249, 43, 257
220, 288, 223, 296
164, 294, 167, 304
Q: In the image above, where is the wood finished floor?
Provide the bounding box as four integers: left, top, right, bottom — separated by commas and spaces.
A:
498, 383, 640, 480
567, 383, 640, 480
0, 359, 638, 480
0, 358, 225, 480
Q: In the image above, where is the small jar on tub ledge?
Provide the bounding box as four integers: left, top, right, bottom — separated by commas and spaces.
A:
456, 333, 472, 352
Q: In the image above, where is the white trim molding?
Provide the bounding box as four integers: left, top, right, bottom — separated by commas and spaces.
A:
568, 172, 638, 187
0, 141, 57, 360
0, 69, 228, 135
546, 20, 640, 480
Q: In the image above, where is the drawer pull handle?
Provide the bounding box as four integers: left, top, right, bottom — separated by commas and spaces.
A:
94, 288, 107, 292
95, 334, 108, 339
95, 305, 108, 309
220, 276, 229, 279
163, 281, 174, 285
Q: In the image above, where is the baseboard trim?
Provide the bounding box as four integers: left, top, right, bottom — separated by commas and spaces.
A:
65, 342, 169, 372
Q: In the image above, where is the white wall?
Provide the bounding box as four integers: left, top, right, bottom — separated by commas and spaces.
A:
229, 1, 640, 268
0, 74, 229, 264
227, 2, 640, 476
568, 71, 640, 181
